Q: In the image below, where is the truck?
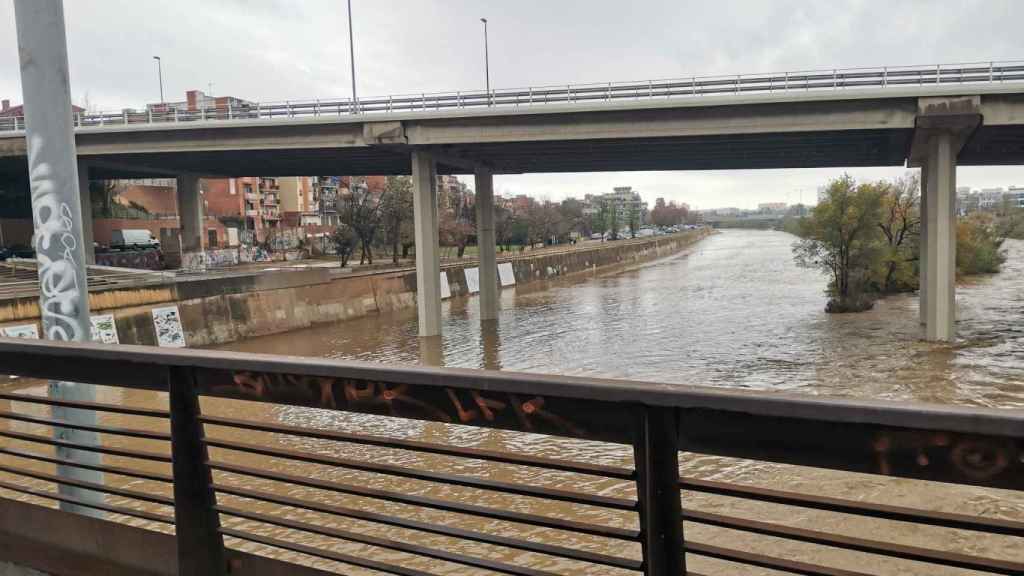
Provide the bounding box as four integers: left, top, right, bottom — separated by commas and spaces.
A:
110, 229, 160, 251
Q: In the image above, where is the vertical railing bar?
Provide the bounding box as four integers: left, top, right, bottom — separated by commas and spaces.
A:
168, 366, 225, 575
634, 405, 684, 575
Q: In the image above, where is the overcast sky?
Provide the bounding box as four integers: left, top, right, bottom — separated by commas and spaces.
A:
2, 0, 1023, 208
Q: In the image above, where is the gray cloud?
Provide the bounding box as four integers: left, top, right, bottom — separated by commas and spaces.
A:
2, 0, 1022, 207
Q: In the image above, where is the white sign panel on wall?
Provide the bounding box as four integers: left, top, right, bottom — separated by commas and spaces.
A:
464, 267, 480, 294
2, 324, 39, 339
440, 272, 452, 299
90, 314, 120, 344
151, 306, 187, 348
498, 262, 516, 287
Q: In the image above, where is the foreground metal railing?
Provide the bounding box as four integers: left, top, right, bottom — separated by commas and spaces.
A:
0, 338, 1020, 575
2, 60, 1024, 133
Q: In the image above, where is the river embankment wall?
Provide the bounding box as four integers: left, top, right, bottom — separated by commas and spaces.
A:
0, 229, 710, 347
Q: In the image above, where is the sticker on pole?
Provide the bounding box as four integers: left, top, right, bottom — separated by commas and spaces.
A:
464, 267, 480, 294
90, 314, 120, 344
498, 262, 516, 286
2, 324, 39, 339
440, 272, 451, 299
151, 306, 186, 348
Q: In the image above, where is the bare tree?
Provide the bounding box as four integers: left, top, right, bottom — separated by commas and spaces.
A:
877, 173, 921, 293
339, 177, 388, 265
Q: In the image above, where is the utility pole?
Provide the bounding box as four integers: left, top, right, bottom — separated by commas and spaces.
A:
14, 0, 102, 516
348, 0, 358, 112
153, 56, 164, 102
480, 18, 490, 105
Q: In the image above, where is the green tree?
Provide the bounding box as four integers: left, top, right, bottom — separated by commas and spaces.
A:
605, 203, 620, 240
793, 175, 884, 312
627, 203, 640, 238
381, 176, 413, 264
957, 213, 1007, 275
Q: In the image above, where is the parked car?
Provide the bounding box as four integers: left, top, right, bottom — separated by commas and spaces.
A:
110, 229, 160, 251
0, 245, 35, 261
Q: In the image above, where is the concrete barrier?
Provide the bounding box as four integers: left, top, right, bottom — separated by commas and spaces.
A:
0, 230, 709, 347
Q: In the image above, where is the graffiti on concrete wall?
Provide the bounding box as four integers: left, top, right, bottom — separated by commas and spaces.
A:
181, 252, 208, 273
89, 314, 119, 344
239, 246, 272, 263
205, 248, 240, 268
151, 305, 186, 348
2, 324, 40, 339
96, 249, 164, 270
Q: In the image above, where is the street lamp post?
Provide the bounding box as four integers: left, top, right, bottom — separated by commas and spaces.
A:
153, 56, 164, 103
347, 0, 358, 112
480, 18, 490, 105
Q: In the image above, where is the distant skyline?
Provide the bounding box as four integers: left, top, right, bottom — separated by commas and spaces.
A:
2, 0, 1022, 208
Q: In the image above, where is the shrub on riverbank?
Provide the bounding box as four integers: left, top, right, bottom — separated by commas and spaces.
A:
958, 213, 1007, 275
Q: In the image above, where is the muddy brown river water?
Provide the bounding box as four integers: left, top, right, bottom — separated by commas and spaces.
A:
2, 229, 1022, 574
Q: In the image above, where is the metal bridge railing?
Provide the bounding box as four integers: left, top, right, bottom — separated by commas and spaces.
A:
2, 60, 1024, 134
0, 338, 1020, 575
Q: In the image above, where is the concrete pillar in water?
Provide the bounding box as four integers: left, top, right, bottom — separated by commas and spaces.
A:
14, 0, 102, 516
923, 132, 957, 342
412, 151, 442, 337
918, 162, 928, 326
77, 159, 95, 265
475, 169, 498, 321
176, 175, 204, 269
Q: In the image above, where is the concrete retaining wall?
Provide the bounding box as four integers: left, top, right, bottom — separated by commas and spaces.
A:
0, 230, 708, 347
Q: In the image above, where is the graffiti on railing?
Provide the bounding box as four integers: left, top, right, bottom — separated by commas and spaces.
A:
196, 369, 633, 442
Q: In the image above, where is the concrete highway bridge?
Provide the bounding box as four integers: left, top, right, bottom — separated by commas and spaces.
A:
2, 62, 1024, 341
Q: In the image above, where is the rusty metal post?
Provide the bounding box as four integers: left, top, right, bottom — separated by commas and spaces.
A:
168, 367, 225, 575
634, 406, 685, 575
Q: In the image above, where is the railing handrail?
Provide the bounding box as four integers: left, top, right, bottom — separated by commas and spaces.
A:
0, 336, 1020, 439
2, 59, 1024, 133
0, 335, 1021, 575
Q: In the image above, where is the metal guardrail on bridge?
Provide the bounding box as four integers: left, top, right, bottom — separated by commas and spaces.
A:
2, 60, 1024, 133
0, 338, 1020, 575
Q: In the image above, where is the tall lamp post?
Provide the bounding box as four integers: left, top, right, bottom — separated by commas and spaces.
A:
480, 18, 490, 105
347, 0, 358, 112
153, 56, 164, 103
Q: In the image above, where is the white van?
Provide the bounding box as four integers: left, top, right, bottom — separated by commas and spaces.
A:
110, 229, 160, 251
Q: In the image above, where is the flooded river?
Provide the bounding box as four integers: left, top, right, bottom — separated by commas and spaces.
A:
225, 229, 1024, 408
2, 230, 1022, 574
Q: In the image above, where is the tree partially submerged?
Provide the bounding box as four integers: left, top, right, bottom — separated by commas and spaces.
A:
793, 172, 1006, 314
793, 175, 883, 312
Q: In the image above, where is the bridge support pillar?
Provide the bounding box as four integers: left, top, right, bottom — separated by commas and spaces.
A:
918, 163, 928, 326
176, 175, 204, 271
922, 133, 957, 342
77, 159, 95, 265
412, 151, 442, 337
475, 169, 498, 321
909, 96, 980, 342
